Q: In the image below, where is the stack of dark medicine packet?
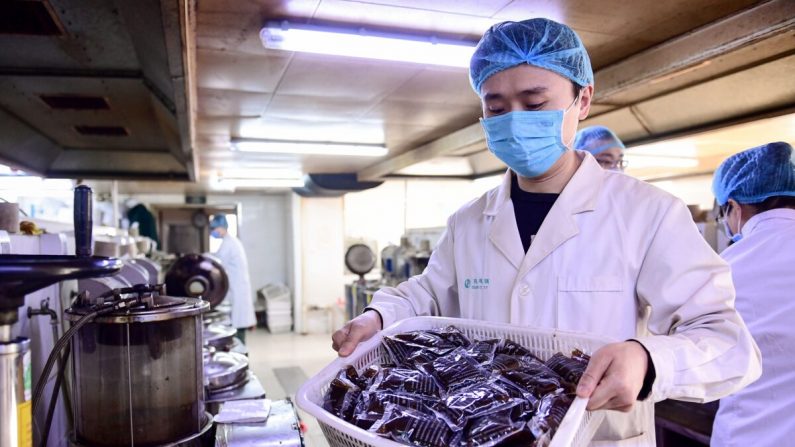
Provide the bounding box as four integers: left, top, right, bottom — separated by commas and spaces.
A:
322, 326, 590, 447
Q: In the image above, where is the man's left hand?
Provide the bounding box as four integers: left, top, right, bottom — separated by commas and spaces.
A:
576, 341, 649, 412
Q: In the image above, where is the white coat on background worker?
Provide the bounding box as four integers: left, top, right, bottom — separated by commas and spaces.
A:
332, 18, 761, 447
710, 142, 795, 447
210, 215, 256, 341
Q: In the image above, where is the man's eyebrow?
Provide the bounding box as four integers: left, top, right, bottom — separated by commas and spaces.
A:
518, 87, 548, 95
483, 86, 548, 101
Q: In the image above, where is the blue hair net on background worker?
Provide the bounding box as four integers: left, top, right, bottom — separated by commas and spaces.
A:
712, 141, 795, 206
210, 214, 229, 229
574, 125, 627, 171
469, 18, 593, 94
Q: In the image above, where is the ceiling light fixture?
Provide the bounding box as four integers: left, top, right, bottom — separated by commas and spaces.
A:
218, 168, 304, 180
214, 178, 305, 189
231, 138, 388, 157
260, 21, 476, 67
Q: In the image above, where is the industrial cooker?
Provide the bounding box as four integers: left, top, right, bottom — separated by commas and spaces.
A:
65, 284, 211, 446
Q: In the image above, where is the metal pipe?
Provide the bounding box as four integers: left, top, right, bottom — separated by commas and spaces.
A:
0, 324, 10, 343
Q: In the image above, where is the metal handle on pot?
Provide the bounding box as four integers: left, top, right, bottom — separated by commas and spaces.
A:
74, 185, 93, 257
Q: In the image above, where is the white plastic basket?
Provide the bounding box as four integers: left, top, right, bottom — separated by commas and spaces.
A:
297, 316, 613, 447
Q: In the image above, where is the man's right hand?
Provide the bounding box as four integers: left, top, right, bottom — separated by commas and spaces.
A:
332, 310, 382, 357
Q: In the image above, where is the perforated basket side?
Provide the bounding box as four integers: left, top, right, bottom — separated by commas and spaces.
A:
297, 316, 613, 447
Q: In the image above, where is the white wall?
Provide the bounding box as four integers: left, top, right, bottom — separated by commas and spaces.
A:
300, 196, 346, 309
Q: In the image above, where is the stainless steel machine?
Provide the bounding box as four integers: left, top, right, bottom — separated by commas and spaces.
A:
0, 186, 121, 447
65, 284, 211, 446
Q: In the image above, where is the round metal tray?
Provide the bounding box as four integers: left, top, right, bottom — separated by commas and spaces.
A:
205, 351, 249, 391
203, 323, 237, 350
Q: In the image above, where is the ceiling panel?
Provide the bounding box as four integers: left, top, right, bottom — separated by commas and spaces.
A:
196, 49, 292, 93
312, 0, 495, 39
264, 94, 375, 121
386, 67, 480, 106
381, 123, 448, 153
0, 77, 169, 150
625, 112, 795, 180
198, 0, 321, 15
0, 0, 141, 69
364, 100, 481, 128
578, 107, 651, 142
350, 0, 513, 17
634, 55, 795, 135
495, 0, 760, 68
276, 53, 422, 100
197, 88, 272, 117
196, 11, 272, 55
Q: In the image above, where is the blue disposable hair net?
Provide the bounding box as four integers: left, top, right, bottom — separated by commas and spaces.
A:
209, 214, 229, 229
712, 141, 795, 206
469, 18, 594, 95
574, 125, 626, 155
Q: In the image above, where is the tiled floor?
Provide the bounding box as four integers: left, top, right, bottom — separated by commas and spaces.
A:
246, 328, 338, 447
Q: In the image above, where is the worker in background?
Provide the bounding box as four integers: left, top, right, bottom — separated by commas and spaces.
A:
574, 125, 627, 171
210, 215, 256, 343
332, 18, 760, 445
710, 142, 795, 447
125, 198, 160, 248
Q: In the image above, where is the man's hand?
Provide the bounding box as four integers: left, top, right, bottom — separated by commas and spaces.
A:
576, 341, 649, 412
331, 311, 382, 357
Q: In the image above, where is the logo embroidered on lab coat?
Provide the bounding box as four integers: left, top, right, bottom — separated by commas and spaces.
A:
464, 278, 490, 290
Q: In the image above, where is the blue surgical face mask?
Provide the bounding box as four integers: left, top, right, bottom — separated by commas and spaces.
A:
721, 204, 743, 244
480, 96, 579, 178
210, 229, 222, 239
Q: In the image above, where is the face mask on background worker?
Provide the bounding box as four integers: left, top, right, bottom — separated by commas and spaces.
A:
210, 229, 222, 239
469, 19, 593, 179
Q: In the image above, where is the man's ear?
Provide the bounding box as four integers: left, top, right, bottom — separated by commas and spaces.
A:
578, 85, 594, 121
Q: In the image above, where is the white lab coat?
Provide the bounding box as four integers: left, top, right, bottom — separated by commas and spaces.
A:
214, 233, 257, 329
369, 152, 761, 446
711, 209, 795, 447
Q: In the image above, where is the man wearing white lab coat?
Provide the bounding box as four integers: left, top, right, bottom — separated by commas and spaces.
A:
210, 215, 256, 342
332, 19, 761, 446
710, 142, 795, 447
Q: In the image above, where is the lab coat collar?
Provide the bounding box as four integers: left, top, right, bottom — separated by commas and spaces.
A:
485, 151, 605, 273
483, 151, 603, 216
741, 208, 795, 238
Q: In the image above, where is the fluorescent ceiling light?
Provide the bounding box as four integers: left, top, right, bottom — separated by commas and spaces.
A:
231, 138, 388, 157
215, 178, 305, 189
219, 168, 303, 180
260, 21, 476, 67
